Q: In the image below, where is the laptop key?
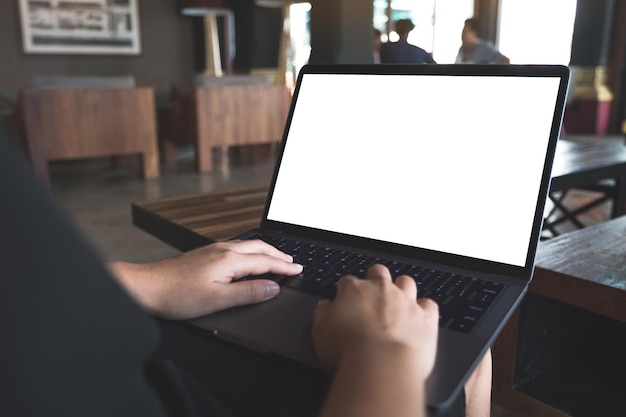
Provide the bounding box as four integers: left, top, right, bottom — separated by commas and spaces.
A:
448, 319, 477, 333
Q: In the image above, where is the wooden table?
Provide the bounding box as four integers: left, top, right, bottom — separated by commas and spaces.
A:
544, 137, 626, 235
132, 138, 626, 250
492, 215, 626, 417
550, 138, 626, 197
132, 186, 268, 251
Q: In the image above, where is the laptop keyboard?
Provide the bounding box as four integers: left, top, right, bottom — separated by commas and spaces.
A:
249, 234, 505, 334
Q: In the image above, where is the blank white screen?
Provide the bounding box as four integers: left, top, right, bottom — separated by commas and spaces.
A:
267, 73, 560, 267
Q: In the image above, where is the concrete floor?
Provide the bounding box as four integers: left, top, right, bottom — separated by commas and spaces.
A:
49, 146, 278, 263
47, 145, 611, 417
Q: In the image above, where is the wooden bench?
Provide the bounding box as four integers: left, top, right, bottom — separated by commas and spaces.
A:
493, 215, 626, 417
16, 87, 159, 184
158, 76, 291, 172
194, 84, 291, 172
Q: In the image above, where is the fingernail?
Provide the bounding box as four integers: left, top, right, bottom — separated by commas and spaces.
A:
266, 281, 280, 298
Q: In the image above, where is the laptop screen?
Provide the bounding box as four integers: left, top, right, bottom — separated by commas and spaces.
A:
267, 70, 562, 267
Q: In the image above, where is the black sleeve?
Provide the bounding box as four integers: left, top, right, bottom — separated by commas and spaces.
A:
0, 121, 169, 417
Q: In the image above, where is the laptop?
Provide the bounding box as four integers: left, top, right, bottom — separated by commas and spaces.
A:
188, 64, 570, 411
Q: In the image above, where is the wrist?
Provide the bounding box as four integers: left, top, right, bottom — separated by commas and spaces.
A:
342, 341, 427, 378
107, 261, 162, 315
323, 342, 428, 417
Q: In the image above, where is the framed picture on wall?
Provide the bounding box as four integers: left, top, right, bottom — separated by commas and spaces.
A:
18, 0, 142, 55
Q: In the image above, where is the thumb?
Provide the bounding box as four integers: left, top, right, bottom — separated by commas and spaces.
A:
212, 279, 280, 310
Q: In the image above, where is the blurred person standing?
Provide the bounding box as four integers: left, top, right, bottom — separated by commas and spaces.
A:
455, 18, 509, 64
380, 19, 436, 64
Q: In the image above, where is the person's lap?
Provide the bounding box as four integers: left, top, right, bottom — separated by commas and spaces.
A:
153, 319, 330, 417
153, 319, 469, 417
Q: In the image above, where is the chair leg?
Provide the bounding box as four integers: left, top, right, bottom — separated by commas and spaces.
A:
142, 150, 160, 179
196, 143, 214, 173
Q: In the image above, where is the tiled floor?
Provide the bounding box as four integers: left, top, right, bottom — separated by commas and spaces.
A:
48, 146, 612, 417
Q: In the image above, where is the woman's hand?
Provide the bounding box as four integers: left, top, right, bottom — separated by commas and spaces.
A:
109, 240, 303, 320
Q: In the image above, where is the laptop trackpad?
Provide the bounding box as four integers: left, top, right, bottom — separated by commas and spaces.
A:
187, 288, 321, 367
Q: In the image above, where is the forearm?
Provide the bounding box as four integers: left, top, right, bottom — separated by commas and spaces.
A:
319, 344, 427, 417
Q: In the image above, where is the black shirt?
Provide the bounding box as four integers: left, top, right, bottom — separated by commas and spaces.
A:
379, 39, 436, 64
0, 125, 229, 417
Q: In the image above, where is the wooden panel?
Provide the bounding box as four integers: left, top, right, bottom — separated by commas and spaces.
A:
195, 85, 291, 171
492, 308, 572, 417
20, 87, 159, 183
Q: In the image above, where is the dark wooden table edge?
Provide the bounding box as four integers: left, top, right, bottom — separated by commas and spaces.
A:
550, 162, 626, 191
132, 203, 213, 252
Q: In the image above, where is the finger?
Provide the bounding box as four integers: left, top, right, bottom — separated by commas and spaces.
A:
226, 252, 303, 279
335, 274, 359, 294
395, 274, 417, 299
364, 264, 392, 283
209, 279, 281, 311
417, 297, 440, 316
222, 239, 294, 262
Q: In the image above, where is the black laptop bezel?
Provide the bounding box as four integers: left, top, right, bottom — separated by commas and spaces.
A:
260, 64, 569, 280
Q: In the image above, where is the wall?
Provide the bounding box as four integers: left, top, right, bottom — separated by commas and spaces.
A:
0, 0, 196, 105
